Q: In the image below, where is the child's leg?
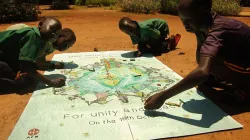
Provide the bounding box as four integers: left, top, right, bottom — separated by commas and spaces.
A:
137, 43, 151, 53
0, 61, 16, 79
0, 61, 36, 94
210, 61, 250, 101
147, 41, 165, 53
212, 63, 250, 92
0, 78, 24, 94
0, 61, 19, 94
135, 43, 151, 57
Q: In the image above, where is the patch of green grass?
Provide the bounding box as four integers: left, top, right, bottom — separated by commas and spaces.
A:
51, 0, 70, 10
160, 0, 179, 15
85, 0, 117, 6
103, 5, 119, 10
117, 0, 242, 16
212, 0, 242, 16
74, 0, 86, 5
118, 0, 160, 14
0, 0, 38, 23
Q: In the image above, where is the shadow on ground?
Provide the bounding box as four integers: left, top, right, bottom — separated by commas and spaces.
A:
144, 83, 250, 128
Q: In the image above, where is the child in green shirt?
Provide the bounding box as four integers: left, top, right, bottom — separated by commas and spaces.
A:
119, 17, 181, 57
0, 17, 68, 94
6, 24, 76, 70
34, 28, 76, 70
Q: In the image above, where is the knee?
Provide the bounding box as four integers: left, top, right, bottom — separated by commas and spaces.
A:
0, 61, 10, 69
0, 61, 15, 78
14, 76, 38, 94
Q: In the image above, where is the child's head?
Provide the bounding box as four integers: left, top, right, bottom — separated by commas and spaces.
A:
177, 0, 212, 33
119, 17, 139, 36
38, 17, 62, 43
53, 28, 76, 52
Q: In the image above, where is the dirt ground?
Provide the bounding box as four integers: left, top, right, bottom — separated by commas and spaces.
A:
0, 6, 250, 140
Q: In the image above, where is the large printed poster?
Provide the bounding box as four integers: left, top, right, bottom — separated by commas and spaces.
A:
9, 51, 242, 140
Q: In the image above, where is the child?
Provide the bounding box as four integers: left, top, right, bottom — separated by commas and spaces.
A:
6, 24, 76, 70
119, 17, 181, 57
0, 17, 66, 94
144, 0, 250, 110
34, 28, 76, 70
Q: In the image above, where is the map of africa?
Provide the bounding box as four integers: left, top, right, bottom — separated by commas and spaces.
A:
53, 58, 175, 105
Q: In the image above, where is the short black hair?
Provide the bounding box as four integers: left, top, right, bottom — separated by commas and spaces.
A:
119, 17, 133, 30
38, 17, 62, 29
61, 28, 76, 44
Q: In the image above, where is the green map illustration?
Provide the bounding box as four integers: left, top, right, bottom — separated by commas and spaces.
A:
53, 58, 175, 105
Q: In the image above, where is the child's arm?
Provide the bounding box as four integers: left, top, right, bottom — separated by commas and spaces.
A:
35, 61, 55, 70
31, 71, 65, 87
20, 61, 65, 87
144, 55, 213, 110
35, 56, 64, 70
18, 30, 65, 87
135, 43, 147, 57
195, 31, 205, 63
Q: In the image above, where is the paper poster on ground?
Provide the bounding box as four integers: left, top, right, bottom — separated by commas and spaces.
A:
9, 51, 242, 140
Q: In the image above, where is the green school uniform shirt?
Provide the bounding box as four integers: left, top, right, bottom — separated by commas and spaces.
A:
6, 23, 30, 31
36, 42, 55, 62
5, 24, 56, 61
0, 27, 41, 62
130, 18, 169, 45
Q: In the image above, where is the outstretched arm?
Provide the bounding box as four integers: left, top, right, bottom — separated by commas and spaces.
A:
20, 61, 65, 87
144, 55, 213, 110
35, 56, 64, 70
35, 56, 55, 70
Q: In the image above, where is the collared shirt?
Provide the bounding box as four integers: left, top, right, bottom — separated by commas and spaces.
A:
0, 27, 42, 62
5, 24, 56, 61
130, 18, 169, 45
196, 12, 250, 69
6, 23, 30, 31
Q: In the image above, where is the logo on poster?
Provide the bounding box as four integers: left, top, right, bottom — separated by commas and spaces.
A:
26, 128, 40, 139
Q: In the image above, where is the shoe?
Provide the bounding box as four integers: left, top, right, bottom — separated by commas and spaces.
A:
168, 34, 181, 50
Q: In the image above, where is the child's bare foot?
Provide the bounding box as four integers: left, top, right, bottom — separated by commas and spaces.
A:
15, 71, 28, 80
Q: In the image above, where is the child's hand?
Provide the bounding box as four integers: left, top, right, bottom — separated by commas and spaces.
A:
146, 44, 151, 49
50, 78, 66, 87
134, 51, 143, 57
54, 62, 65, 69
144, 93, 166, 110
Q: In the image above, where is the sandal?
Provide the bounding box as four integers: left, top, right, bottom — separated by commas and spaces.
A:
168, 34, 181, 50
